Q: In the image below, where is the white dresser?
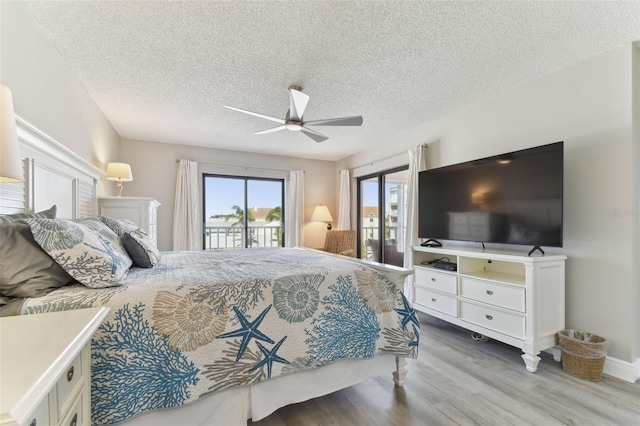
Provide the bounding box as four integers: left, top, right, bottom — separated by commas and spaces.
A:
0, 308, 109, 426
412, 246, 566, 372
98, 197, 160, 247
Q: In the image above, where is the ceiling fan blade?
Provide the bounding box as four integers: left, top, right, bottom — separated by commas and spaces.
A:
255, 125, 286, 135
224, 105, 285, 124
289, 88, 310, 121
301, 127, 329, 143
303, 116, 363, 127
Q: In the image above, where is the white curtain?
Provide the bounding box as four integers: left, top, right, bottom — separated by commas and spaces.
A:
403, 144, 428, 299
173, 159, 200, 251
285, 170, 304, 247
337, 169, 351, 230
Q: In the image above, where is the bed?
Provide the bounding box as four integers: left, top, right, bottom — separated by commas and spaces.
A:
0, 117, 418, 425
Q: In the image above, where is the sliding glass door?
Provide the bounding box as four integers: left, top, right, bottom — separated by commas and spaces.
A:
203, 174, 284, 249
357, 167, 408, 266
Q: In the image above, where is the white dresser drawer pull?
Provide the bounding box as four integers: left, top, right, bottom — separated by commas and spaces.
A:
67, 365, 74, 382
486, 290, 493, 295
30, 419, 36, 426
69, 413, 78, 426
486, 314, 493, 320
431, 278, 436, 282
431, 298, 436, 302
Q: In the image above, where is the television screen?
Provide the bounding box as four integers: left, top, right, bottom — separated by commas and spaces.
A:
418, 141, 563, 247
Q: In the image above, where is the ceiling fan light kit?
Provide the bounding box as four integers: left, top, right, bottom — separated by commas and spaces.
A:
224, 86, 363, 143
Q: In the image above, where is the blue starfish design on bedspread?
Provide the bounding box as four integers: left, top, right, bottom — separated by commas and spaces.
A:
250, 336, 290, 378
409, 324, 419, 350
217, 305, 275, 361
395, 294, 419, 330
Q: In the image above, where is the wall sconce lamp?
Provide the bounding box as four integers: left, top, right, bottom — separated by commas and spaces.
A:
0, 84, 23, 183
106, 162, 133, 197
311, 205, 333, 230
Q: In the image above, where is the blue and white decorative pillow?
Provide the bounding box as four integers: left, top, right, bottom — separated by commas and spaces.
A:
122, 230, 160, 268
77, 217, 132, 256
98, 215, 141, 237
24, 218, 133, 288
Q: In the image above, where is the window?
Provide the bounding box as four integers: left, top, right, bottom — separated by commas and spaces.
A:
203, 175, 284, 249
357, 166, 408, 266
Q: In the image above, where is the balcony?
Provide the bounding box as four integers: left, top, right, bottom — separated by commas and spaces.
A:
204, 225, 282, 250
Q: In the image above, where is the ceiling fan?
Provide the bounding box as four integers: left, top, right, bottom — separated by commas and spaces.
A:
224, 86, 363, 143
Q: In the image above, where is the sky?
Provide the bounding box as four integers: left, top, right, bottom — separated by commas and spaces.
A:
204, 176, 283, 217
205, 176, 396, 219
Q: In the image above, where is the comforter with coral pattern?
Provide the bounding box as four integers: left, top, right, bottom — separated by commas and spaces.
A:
21, 248, 419, 425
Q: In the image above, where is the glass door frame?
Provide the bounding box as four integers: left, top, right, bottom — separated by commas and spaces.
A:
356, 165, 408, 263
202, 173, 285, 249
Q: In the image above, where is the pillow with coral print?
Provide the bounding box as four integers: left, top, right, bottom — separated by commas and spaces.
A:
97, 215, 141, 238
24, 218, 132, 288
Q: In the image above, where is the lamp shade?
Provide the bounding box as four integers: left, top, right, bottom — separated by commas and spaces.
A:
311, 205, 333, 223
106, 163, 133, 182
0, 84, 22, 182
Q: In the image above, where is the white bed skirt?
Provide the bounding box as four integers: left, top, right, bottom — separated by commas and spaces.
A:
120, 354, 397, 426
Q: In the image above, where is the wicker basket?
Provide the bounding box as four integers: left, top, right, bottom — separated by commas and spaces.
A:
558, 330, 608, 381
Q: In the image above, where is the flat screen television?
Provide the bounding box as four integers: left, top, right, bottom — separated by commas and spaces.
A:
418, 141, 563, 249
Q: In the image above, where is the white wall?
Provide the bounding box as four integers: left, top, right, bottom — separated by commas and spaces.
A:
0, 2, 120, 195
120, 139, 336, 251
338, 45, 638, 363
632, 43, 640, 363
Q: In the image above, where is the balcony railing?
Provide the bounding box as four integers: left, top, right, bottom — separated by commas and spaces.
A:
204, 225, 282, 250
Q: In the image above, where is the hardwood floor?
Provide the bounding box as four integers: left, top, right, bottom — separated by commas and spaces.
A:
250, 313, 640, 425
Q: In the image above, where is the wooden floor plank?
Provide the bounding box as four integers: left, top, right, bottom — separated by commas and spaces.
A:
250, 313, 640, 425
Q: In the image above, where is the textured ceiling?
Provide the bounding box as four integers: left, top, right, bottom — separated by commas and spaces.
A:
23, 1, 640, 161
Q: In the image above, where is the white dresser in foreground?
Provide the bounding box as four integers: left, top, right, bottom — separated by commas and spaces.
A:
412, 246, 566, 372
98, 197, 161, 247
0, 308, 109, 426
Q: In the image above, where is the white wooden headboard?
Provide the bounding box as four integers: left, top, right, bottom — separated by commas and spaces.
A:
0, 116, 104, 218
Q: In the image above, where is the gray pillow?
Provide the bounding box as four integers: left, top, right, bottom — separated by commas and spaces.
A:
25, 218, 133, 288
0, 205, 57, 223
0, 206, 74, 306
122, 230, 160, 268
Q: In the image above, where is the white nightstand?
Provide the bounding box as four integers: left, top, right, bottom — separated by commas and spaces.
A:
0, 308, 109, 426
98, 197, 161, 247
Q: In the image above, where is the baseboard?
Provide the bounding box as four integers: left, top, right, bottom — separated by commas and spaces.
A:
602, 356, 640, 383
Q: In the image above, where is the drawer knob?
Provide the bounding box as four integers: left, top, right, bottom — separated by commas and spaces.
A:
431, 278, 436, 282
431, 298, 436, 302
486, 290, 494, 295
30, 419, 36, 426
69, 413, 78, 426
485, 314, 493, 320
67, 365, 74, 382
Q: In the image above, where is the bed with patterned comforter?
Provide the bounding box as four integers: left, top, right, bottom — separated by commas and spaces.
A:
20, 248, 419, 425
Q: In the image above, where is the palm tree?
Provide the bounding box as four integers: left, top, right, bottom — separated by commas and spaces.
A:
265, 206, 283, 246
265, 206, 281, 223
215, 205, 254, 227
210, 206, 256, 248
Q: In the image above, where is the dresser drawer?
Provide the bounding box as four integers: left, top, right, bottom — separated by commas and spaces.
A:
467, 226, 490, 240
415, 267, 457, 294
59, 392, 84, 426
468, 213, 489, 226
459, 301, 525, 339
55, 348, 86, 419
25, 395, 50, 426
460, 277, 525, 312
450, 214, 469, 224
415, 286, 458, 316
